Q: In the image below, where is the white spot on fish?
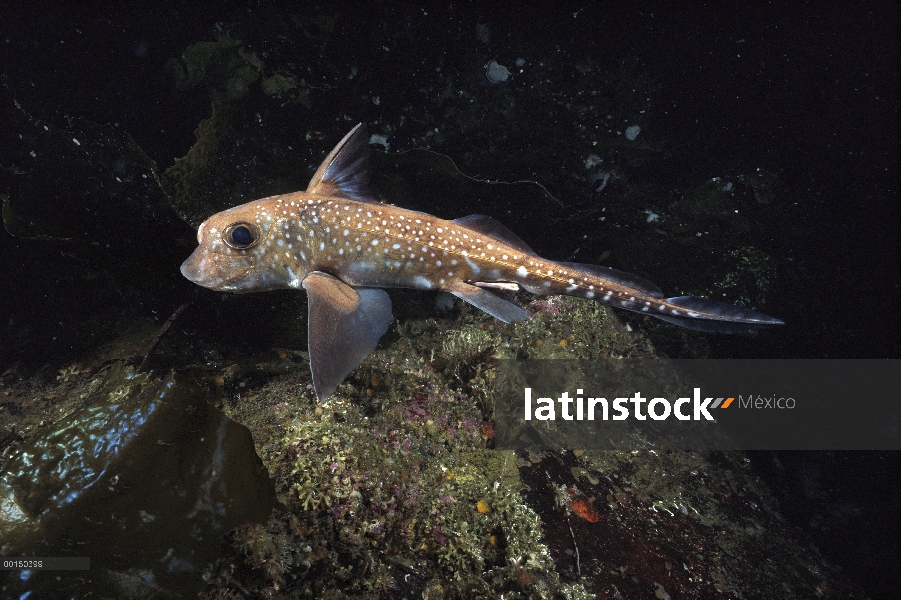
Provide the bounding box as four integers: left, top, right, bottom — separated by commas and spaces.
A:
286, 267, 301, 288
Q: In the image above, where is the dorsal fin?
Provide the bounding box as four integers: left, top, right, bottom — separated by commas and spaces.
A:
452, 214, 537, 256
559, 261, 665, 298
305, 123, 378, 202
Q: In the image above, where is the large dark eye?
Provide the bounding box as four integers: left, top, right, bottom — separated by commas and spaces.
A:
223, 222, 259, 249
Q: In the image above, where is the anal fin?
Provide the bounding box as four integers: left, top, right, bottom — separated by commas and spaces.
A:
302, 271, 392, 400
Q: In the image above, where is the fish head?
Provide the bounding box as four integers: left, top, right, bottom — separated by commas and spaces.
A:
181, 200, 294, 292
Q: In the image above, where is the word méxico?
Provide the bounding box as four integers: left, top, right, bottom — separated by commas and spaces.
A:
523, 388, 718, 421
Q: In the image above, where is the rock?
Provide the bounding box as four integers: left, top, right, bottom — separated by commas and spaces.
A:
0, 363, 277, 599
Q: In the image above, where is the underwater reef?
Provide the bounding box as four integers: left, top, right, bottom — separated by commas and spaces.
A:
0, 294, 864, 598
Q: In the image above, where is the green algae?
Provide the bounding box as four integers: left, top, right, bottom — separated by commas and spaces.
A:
165, 34, 263, 103
613, 174, 783, 295
186, 289, 654, 596
157, 98, 320, 231
194, 304, 604, 598
181, 289, 852, 598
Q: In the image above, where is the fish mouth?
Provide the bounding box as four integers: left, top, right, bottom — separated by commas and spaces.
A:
180, 250, 250, 291
180, 249, 211, 285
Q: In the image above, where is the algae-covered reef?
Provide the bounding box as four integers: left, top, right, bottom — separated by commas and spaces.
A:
1, 291, 860, 597
185, 298, 859, 599
188, 297, 655, 599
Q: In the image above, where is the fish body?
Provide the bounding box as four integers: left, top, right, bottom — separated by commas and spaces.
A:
182, 124, 782, 399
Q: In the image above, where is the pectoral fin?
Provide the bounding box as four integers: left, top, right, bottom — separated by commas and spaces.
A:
447, 281, 528, 323
302, 271, 392, 400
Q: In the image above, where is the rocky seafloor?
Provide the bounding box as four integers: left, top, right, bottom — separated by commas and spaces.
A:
0, 293, 865, 598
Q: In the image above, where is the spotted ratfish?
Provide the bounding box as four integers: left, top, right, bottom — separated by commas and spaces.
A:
181, 124, 782, 400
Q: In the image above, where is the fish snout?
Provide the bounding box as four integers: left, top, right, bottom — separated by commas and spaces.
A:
180, 246, 279, 292
180, 247, 235, 290
180, 248, 213, 287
